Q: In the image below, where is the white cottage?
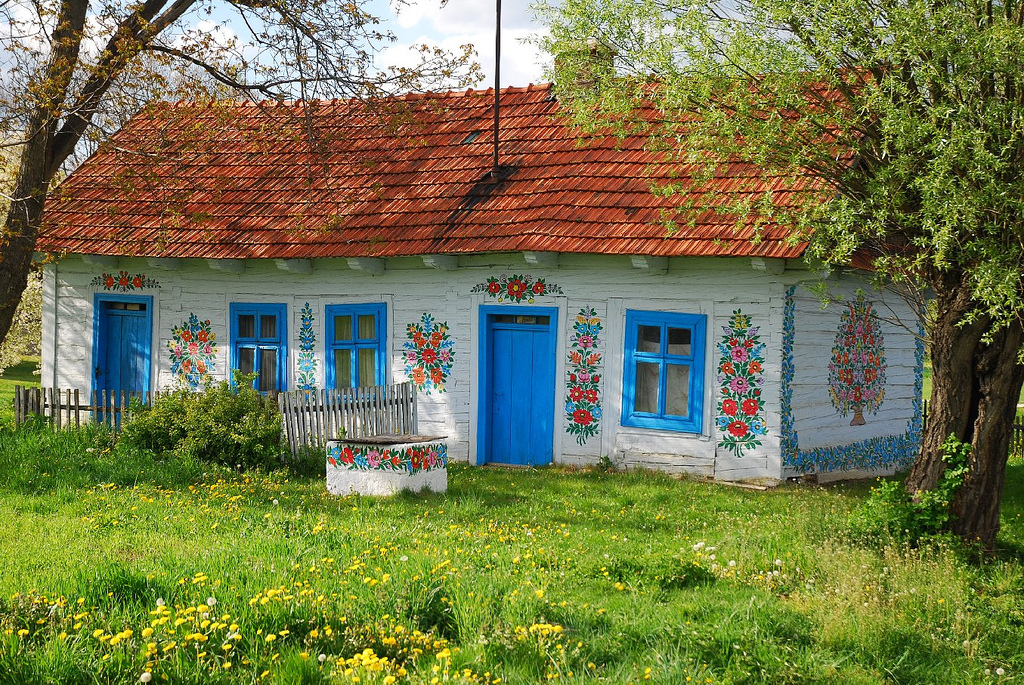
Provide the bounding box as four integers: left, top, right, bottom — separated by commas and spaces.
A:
36, 84, 923, 482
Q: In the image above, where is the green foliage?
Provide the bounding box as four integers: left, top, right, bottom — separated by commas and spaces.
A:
539, 0, 1024, 323
851, 434, 972, 542
119, 375, 282, 469
0, 271, 40, 376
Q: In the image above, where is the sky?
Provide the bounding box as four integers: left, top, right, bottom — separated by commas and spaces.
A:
369, 0, 552, 91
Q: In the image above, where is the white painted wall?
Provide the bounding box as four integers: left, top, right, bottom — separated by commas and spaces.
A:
46, 253, 919, 480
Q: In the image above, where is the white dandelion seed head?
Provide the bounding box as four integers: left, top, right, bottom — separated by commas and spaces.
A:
156, 598, 165, 607
318, 654, 327, 663
140, 673, 152, 683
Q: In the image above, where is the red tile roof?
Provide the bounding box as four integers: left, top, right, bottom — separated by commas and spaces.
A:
39, 83, 814, 260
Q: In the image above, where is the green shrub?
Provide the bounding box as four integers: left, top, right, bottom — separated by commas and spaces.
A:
120, 375, 282, 469
850, 434, 971, 542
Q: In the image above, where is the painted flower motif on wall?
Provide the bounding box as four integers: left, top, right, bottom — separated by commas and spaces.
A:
828, 293, 886, 425
328, 442, 447, 473
90, 271, 159, 291
169, 314, 216, 389
297, 302, 317, 391
404, 314, 454, 394
716, 310, 767, 457
564, 307, 603, 445
470, 274, 563, 303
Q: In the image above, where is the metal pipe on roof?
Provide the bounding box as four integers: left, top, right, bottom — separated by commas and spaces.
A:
492, 0, 501, 178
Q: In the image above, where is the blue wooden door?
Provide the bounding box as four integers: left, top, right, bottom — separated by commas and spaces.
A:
483, 309, 557, 466
95, 297, 152, 397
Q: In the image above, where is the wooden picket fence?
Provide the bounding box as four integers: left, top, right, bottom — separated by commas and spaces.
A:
13, 382, 418, 454
13, 386, 160, 429
276, 384, 417, 454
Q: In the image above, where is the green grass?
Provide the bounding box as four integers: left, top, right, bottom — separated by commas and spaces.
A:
0, 356, 40, 426
0, 426, 1022, 684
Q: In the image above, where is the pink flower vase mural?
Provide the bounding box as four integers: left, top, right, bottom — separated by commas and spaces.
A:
168, 314, 217, 389
564, 307, 603, 445
716, 310, 767, 457
828, 293, 886, 425
403, 314, 454, 394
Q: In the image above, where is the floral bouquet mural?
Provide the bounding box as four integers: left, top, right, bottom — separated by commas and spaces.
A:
168, 314, 217, 389
297, 303, 317, 391
404, 314, 454, 394
90, 270, 159, 291
471, 274, 562, 303
716, 310, 767, 457
328, 442, 447, 473
828, 293, 886, 425
564, 307, 603, 445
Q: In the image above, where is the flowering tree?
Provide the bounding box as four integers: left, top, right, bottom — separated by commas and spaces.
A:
828, 295, 887, 426
0, 0, 479, 356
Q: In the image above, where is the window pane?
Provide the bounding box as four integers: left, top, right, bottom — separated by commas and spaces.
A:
258, 348, 278, 392
238, 347, 255, 375
634, 361, 660, 414
334, 349, 352, 388
357, 314, 376, 339
637, 325, 661, 353
667, 328, 691, 356
335, 315, 353, 341
238, 315, 255, 339
665, 364, 690, 417
358, 348, 377, 386
260, 314, 277, 340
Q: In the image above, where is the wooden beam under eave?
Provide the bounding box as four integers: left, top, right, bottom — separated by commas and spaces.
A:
206, 258, 245, 274
523, 251, 559, 268
347, 257, 385, 275
422, 254, 459, 271
81, 254, 119, 269
630, 255, 668, 274
275, 258, 313, 274
750, 257, 786, 275
147, 257, 181, 271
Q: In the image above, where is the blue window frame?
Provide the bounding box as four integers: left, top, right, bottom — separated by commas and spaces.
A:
230, 303, 287, 392
325, 304, 387, 388
621, 309, 706, 433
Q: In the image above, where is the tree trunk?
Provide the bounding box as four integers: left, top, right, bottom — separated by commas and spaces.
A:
907, 269, 1024, 549
0, 139, 53, 347
0, 0, 90, 346
951, 319, 1024, 549
907, 271, 987, 492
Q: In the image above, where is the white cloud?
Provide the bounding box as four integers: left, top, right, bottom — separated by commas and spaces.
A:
374, 0, 551, 89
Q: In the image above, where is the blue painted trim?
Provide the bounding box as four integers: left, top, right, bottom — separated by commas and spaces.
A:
229, 302, 288, 391
477, 304, 559, 465
621, 309, 706, 433
324, 303, 387, 388
91, 293, 153, 401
